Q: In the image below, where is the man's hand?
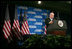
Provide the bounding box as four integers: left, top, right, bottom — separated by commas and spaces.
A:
49, 21, 53, 24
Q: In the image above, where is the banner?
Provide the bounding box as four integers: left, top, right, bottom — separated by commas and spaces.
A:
17, 6, 50, 34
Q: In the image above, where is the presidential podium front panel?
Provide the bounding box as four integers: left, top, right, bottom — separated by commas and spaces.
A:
47, 19, 67, 36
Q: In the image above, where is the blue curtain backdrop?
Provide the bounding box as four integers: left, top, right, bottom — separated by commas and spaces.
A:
17, 6, 50, 34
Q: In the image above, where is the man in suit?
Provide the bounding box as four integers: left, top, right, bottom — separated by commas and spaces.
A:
45, 12, 55, 34
45, 12, 55, 27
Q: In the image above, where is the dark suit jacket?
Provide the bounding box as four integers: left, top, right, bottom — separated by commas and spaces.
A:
45, 18, 51, 27
45, 18, 55, 34
45, 18, 55, 28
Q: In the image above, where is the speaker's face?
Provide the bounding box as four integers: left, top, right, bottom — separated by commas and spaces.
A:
49, 13, 54, 19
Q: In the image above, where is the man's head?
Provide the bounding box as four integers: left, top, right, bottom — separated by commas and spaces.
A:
49, 12, 54, 19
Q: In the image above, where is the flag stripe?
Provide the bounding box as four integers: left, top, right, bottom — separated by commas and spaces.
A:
8, 20, 11, 31
3, 24, 12, 41
16, 20, 20, 31
21, 26, 26, 35
14, 20, 20, 32
21, 27, 24, 35
12, 27, 21, 40
12, 20, 21, 40
3, 28, 11, 42
23, 22, 28, 34
12, 21, 20, 39
15, 20, 22, 37
8, 21, 13, 37
23, 22, 29, 34
22, 24, 27, 34
12, 21, 19, 38
24, 21, 29, 34
5, 21, 11, 34
44, 25, 46, 34
26, 21, 30, 34
12, 22, 21, 39
7, 20, 11, 28
4, 21, 12, 40
4, 22, 11, 37
21, 20, 30, 35
3, 25, 12, 41
3, 29, 8, 39
22, 23, 27, 34
4, 24, 10, 36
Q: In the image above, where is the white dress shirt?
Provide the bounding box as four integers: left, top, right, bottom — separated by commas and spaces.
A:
49, 17, 53, 21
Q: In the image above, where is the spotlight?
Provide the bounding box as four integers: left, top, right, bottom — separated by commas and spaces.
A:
38, 1, 41, 4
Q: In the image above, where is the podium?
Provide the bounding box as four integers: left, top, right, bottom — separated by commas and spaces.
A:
47, 20, 67, 36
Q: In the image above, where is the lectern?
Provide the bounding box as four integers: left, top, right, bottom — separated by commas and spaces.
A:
47, 20, 67, 36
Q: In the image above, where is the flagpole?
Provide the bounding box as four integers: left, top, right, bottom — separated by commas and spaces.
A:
6, 4, 11, 43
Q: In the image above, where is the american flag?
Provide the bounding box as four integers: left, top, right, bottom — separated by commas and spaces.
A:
12, 6, 23, 40
3, 5, 12, 43
44, 25, 47, 34
21, 11, 30, 35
